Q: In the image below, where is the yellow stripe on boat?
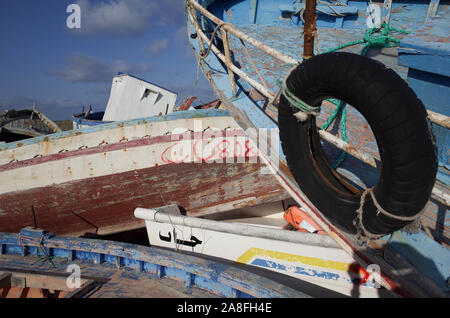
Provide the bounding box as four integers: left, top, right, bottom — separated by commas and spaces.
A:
237, 247, 351, 272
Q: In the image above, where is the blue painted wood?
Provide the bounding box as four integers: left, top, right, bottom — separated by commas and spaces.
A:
73, 118, 112, 129
184, 272, 195, 288
0, 227, 309, 298
335, 0, 349, 28
389, 231, 450, 292
207, 0, 435, 30
398, 13, 450, 184
249, 0, 258, 24
279, 4, 358, 16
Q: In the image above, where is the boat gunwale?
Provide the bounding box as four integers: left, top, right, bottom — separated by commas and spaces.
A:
0, 109, 232, 152
0, 228, 309, 298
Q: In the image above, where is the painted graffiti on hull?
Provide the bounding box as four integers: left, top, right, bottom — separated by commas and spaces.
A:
161, 119, 280, 175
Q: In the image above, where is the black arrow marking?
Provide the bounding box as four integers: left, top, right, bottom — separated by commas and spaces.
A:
159, 231, 172, 242
175, 235, 202, 247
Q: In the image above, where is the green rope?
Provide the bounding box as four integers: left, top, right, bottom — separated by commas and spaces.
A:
280, 22, 410, 168
322, 22, 410, 56
320, 98, 344, 130
319, 22, 409, 167
320, 99, 348, 168
280, 67, 320, 116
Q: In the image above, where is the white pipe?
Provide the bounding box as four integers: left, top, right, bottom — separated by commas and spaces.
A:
134, 208, 339, 248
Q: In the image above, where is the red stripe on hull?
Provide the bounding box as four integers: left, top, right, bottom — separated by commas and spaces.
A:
0, 129, 247, 172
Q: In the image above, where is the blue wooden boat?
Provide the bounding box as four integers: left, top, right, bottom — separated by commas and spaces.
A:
184, 0, 449, 297
0, 226, 308, 298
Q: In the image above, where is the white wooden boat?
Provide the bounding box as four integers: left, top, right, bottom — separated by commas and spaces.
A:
135, 204, 393, 297
0, 109, 289, 237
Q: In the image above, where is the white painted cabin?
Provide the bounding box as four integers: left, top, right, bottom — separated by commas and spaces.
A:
102, 74, 177, 122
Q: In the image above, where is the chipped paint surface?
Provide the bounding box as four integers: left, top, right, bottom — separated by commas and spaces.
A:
0, 228, 308, 298
186, 0, 449, 297
0, 110, 289, 236
143, 217, 385, 297
187, 0, 449, 246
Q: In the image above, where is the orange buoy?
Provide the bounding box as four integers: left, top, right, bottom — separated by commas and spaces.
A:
283, 206, 326, 234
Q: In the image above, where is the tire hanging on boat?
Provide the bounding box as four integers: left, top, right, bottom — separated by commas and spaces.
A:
278, 52, 438, 237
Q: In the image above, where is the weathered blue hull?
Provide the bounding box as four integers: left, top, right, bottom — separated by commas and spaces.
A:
185, 0, 449, 297
0, 227, 309, 298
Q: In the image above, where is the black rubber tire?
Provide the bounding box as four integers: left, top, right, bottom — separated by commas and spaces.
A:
278, 52, 438, 235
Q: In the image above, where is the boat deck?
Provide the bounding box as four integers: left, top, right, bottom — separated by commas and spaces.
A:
206, 23, 449, 246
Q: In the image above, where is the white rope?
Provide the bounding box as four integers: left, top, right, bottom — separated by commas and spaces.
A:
355, 187, 426, 243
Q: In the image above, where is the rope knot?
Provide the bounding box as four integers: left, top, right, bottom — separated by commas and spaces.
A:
361, 22, 410, 55
280, 65, 320, 121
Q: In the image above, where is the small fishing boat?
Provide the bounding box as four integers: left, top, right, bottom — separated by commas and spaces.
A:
135, 204, 394, 297
0, 69, 291, 238
184, 0, 449, 297
0, 108, 289, 237
0, 108, 61, 143
72, 73, 178, 129
0, 226, 307, 298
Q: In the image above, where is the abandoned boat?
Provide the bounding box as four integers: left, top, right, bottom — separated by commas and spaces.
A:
135, 204, 395, 298
0, 108, 61, 143
184, 0, 449, 297
0, 226, 307, 298
0, 108, 289, 237
72, 73, 222, 129
73, 73, 178, 129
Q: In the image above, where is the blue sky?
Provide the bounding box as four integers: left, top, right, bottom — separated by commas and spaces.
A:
0, 0, 216, 120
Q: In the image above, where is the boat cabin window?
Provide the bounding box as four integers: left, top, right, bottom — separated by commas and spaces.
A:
141, 88, 160, 105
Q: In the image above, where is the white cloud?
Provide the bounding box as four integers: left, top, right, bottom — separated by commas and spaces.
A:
73, 0, 186, 37
46, 53, 151, 83
144, 38, 170, 55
